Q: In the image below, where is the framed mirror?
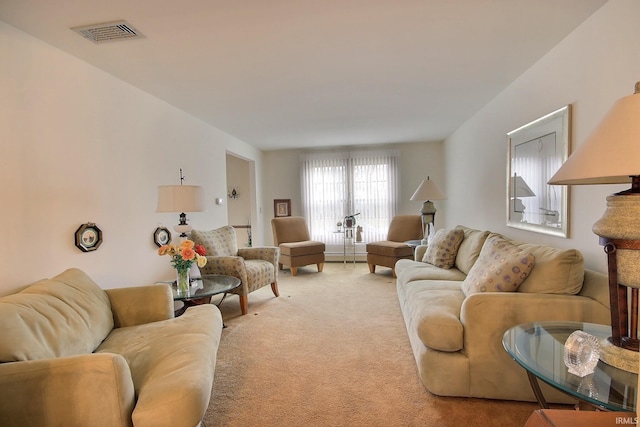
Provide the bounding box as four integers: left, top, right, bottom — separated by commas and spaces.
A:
507, 105, 571, 237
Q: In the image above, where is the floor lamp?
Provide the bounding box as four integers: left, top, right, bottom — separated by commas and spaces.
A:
410, 177, 446, 245
549, 82, 640, 373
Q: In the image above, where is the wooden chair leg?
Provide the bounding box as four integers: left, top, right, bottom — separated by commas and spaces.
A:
271, 282, 279, 297
291, 267, 298, 276
278, 263, 283, 270
317, 262, 324, 272
368, 263, 376, 274
239, 294, 248, 315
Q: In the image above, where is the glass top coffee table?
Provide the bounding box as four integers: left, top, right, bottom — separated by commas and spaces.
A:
160, 274, 241, 316
503, 321, 637, 411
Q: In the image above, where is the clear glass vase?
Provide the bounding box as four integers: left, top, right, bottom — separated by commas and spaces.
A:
176, 268, 190, 296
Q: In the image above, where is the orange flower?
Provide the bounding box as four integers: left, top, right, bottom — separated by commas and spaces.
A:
158, 239, 205, 270
181, 247, 196, 261
180, 240, 194, 250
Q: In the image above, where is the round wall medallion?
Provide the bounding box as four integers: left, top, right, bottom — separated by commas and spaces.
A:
75, 223, 103, 252
153, 226, 172, 247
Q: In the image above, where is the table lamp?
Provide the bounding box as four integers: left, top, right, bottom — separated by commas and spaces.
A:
549, 82, 640, 373
410, 177, 446, 244
157, 169, 205, 238
510, 174, 536, 222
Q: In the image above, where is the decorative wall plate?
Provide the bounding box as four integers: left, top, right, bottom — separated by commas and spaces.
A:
75, 223, 103, 252
153, 226, 172, 247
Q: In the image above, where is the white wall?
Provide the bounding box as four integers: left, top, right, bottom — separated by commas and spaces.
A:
261, 141, 444, 245
0, 21, 263, 295
443, 0, 640, 274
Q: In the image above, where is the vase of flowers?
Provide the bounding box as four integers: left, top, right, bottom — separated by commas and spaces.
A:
158, 240, 207, 296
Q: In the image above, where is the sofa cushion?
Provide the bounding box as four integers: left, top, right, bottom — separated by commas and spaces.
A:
422, 228, 464, 269
397, 280, 465, 352
96, 305, 222, 427
506, 238, 585, 295
0, 268, 114, 362
366, 241, 413, 257
396, 260, 467, 283
454, 226, 490, 274
461, 236, 536, 296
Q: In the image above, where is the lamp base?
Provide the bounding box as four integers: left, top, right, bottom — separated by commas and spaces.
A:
599, 338, 639, 373
174, 224, 192, 238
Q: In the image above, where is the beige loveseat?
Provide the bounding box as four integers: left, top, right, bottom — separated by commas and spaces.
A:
395, 225, 610, 402
0, 268, 223, 427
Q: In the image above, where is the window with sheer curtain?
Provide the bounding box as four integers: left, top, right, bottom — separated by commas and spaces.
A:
301, 149, 399, 252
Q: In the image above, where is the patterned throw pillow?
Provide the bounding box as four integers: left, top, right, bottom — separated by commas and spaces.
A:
422, 228, 465, 269
462, 236, 536, 296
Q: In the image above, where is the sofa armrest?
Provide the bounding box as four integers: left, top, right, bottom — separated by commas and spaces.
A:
238, 246, 279, 266
414, 245, 427, 261
461, 292, 609, 354
106, 285, 174, 328
580, 269, 610, 314
0, 353, 135, 427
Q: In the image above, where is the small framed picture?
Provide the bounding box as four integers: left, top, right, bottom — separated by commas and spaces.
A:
153, 226, 172, 247
74, 223, 103, 252
274, 199, 291, 217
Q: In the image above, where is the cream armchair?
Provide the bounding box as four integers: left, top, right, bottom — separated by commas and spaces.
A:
191, 226, 279, 315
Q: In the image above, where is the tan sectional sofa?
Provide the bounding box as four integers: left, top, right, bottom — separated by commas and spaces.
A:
0, 268, 223, 427
395, 225, 611, 402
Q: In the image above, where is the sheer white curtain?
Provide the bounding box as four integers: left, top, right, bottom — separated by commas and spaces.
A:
301, 149, 399, 252
512, 134, 562, 225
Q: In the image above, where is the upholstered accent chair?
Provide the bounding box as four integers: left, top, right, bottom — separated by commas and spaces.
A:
191, 226, 279, 315
271, 216, 325, 276
366, 215, 423, 277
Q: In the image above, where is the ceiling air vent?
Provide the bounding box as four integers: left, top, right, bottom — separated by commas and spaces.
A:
71, 20, 144, 43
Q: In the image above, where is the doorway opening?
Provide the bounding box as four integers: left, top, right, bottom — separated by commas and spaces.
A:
225, 153, 255, 247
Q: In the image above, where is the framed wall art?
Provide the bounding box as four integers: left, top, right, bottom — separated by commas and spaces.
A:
507, 105, 571, 238
74, 222, 103, 252
153, 226, 172, 247
274, 199, 291, 217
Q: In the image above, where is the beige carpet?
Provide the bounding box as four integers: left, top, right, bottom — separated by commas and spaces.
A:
202, 262, 539, 426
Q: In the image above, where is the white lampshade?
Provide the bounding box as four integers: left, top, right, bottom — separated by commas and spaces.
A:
549, 83, 640, 185
410, 177, 446, 201
156, 185, 205, 213
157, 185, 205, 237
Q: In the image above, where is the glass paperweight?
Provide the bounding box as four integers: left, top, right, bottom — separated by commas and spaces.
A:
563, 330, 600, 377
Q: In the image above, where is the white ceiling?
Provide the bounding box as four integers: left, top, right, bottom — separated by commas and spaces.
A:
1, 0, 607, 151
